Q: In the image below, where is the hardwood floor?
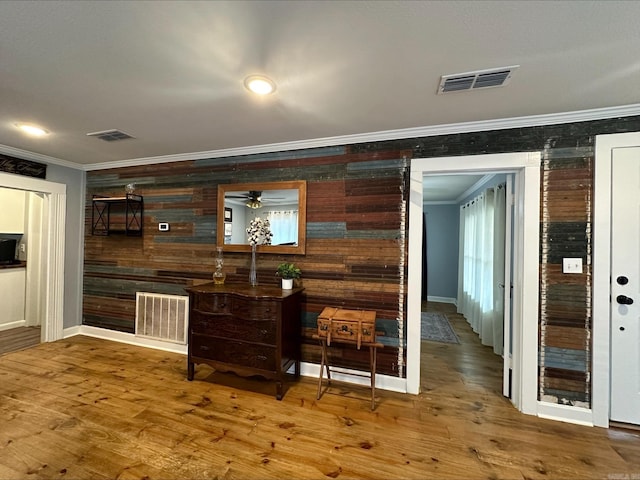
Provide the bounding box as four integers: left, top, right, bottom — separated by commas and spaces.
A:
0, 326, 40, 356
0, 310, 638, 479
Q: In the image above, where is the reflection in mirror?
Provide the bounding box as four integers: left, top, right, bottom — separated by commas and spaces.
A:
217, 180, 306, 254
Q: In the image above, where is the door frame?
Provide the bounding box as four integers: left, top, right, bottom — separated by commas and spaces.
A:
0, 172, 66, 343
593, 131, 640, 427
407, 152, 541, 415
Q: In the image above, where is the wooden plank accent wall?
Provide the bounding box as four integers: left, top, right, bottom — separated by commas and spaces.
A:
84, 115, 640, 406
84, 147, 410, 377
347, 115, 640, 408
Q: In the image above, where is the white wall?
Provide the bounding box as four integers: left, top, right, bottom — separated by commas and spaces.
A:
45, 164, 85, 329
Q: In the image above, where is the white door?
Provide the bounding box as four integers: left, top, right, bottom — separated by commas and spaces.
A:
610, 146, 640, 425
502, 175, 513, 398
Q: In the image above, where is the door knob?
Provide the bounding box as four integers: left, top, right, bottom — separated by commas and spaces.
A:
617, 276, 629, 285
616, 295, 634, 305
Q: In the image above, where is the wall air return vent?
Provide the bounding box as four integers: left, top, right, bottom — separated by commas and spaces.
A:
438, 65, 519, 94
86, 129, 135, 142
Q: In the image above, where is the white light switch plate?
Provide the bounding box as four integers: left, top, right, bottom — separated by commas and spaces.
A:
158, 223, 170, 232
563, 257, 583, 274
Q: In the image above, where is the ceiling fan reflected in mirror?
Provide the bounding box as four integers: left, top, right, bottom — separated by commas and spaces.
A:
226, 190, 287, 209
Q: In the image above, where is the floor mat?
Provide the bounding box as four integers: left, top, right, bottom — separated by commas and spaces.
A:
421, 312, 460, 344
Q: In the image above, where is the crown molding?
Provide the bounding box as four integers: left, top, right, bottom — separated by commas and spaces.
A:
84, 103, 640, 171
0, 144, 80, 170
4, 103, 640, 172
456, 174, 497, 203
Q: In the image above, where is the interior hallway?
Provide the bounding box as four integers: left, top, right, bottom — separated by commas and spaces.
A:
421, 301, 503, 395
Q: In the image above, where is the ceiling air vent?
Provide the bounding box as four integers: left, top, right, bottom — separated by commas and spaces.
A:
86, 129, 135, 142
438, 65, 519, 94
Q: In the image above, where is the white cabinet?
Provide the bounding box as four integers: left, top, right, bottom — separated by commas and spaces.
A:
0, 188, 26, 233
0, 267, 26, 329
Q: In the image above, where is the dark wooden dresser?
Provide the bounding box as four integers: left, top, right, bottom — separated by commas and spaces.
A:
185, 283, 304, 400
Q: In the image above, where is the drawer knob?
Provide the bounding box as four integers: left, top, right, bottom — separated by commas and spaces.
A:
260, 329, 268, 336
200, 345, 209, 351
257, 355, 267, 361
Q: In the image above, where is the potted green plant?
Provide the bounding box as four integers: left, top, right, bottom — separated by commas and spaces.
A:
276, 262, 301, 289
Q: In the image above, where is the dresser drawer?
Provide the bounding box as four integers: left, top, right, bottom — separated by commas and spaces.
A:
190, 311, 276, 344
190, 334, 276, 371
193, 293, 231, 313
232, 299, 278, 321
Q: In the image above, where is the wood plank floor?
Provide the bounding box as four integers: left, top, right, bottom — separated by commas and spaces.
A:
0, 326, 40, 356
0, 306, 638, 479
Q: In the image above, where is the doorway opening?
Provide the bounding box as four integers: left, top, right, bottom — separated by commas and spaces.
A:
0, 186, 45, 354
420, 173, 512, 397
0, 172, 66, 347
406, 152, 541, 416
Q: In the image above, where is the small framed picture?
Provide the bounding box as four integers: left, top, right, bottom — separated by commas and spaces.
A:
224, 223, 233, 236
224, 207, 232, 222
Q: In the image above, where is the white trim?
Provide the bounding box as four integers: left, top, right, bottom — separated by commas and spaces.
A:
62, 325, 409, 393
0, 171, 65, 194
66, 325, 188, 355
408, 152, 541, 415
0, 144, 79, 170
42, 193, 66, 342
515, 162, 541, 415
537, 402, 594, 427
593, 131, 640, 428
63, 325, 82, 338
0, 320, 27, 332
456, 174, 496, 203
298, 362, 408, 394
0, 103, 638, 172
0, 172, 66, 344
426, 296, 457, 305
82, 103, 640, 171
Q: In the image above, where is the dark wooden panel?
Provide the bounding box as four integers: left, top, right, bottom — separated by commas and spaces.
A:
85, 149, 407, 379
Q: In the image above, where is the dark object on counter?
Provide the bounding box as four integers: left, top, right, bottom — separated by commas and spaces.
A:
0, 238, 17, 264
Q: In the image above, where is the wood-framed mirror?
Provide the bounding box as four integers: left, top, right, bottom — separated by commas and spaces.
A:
217, 180, 307, 254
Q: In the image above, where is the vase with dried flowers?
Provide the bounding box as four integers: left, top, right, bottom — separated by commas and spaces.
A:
246, 217, 272, 286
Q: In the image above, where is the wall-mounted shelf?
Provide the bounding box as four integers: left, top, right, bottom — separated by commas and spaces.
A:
91, 194, 143, 236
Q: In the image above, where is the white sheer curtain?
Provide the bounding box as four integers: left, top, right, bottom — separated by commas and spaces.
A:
266, 210, 298, 245
457, 185, 506, 355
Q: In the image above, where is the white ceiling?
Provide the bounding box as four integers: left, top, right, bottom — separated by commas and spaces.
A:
1, 1, 640, 168
422, 174, 488, 203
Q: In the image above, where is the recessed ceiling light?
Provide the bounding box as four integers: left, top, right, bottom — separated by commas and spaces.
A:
244, 75, 276, 95
15, 123, 49, 137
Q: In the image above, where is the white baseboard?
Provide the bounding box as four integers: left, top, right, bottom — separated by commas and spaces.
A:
62, 325, 82, 337
427, 296, 457, 305
0, 320, 26, 332
63, 325, 409, 394
296, 362, 408, 393
537, 401, 594, 427
63, 325, 188, 355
